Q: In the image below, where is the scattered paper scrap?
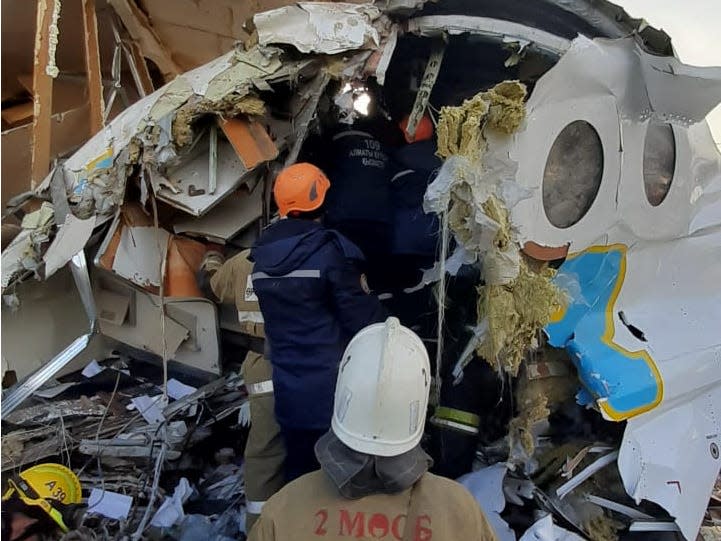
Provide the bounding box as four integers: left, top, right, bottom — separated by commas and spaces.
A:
88, 489, 133, 520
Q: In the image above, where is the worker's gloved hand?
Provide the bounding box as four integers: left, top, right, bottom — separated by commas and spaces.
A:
200, 250, 225, 275
197, 248, 225, 302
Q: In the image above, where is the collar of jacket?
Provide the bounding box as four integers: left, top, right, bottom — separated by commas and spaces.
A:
314, 430, 433, 500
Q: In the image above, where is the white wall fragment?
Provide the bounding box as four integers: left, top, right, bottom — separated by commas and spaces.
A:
254, 3, 381, 55
112, 226, 170, 288
43, 214, 96, 279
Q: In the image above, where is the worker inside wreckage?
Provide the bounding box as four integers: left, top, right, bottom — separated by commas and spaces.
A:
1, 1, 721, 540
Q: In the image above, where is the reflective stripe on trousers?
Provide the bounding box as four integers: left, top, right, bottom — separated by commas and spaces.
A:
246, 500, 266, 515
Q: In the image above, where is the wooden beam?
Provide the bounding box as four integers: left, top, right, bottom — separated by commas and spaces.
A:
81, 0, 105, 134
30, 0, 58, 188
128, 40, 155, 96
108, 0, 181, 81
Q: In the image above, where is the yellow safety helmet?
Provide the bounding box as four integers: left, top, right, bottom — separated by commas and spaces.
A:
2, 463, 82, 532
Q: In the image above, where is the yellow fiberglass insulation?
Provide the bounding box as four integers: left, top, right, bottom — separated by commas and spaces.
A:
584, 515, 624, 541
477, 260, 564, 376
172, 94, 266, 148
436, 94, 489, 160
481, 80, 527, 134
508, 352, 578, 457
508, 386, 549, 457
436, 80, 526, 158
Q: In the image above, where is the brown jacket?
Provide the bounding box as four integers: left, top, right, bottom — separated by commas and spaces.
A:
210, 249, 264, 338
241, 352, 286, 531
248, 470, 499, 541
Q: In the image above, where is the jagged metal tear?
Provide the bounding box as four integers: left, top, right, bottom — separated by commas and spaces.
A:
2, 169, 98, 418
1, 251, 97, 418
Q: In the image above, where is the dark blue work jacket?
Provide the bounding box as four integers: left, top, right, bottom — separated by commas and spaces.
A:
324, 130, 393, 227
250, 219, 385, 430
390, 140, 443, 257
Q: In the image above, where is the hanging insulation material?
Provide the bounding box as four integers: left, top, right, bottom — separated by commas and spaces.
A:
435, 81, 526, 159
436, 94, 489, 159
476, 260, 564, 376
584, 515, 625, 541
482, 80, 527, 134
172, 95, 267, 148
508, 350, 578, 459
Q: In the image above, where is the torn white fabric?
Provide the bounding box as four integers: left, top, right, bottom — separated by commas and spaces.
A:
254, 3, 381, 55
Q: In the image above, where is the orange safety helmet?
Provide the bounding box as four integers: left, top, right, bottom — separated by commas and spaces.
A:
399, 114, 434, 143
273, 163, 331, 217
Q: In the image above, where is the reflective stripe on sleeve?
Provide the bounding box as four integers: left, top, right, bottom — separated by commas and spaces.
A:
248, 379, 274, 396
251, 270, 321, 280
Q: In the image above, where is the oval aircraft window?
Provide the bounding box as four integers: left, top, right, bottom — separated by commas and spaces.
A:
643, 123, 676, 206
543, 121, 604, 229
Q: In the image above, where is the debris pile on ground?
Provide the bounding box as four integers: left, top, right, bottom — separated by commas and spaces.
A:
2, 356, 249, 538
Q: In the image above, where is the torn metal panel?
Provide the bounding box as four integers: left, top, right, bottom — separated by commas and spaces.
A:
96, 207, 207, 297
112, 226, 170, 288
618, 379, 721, 540
407, 16, 571, 57
545, 228, 721, 538
53, 45, 285, 220
95, 272, 221, 374
161, 131, 256, 216
506, 35, 721, 251
254, 3, 381, 55
95, 279, 189, 361
42, 213, 96, 279
219, 117, 279, 171
172, 183, 263, 243
547, 228, 721, 421
528, 36, 721, 127
1, 250, 97, 418
458, 464, 516, 541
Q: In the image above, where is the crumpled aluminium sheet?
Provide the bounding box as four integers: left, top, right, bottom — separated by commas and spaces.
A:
38, 46, 287, 221
507, 36, 721, 250
546, 227, 721, 540
254, 2, 381, 55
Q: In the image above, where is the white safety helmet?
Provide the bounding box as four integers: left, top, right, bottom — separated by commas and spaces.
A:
331, 317, 431, 457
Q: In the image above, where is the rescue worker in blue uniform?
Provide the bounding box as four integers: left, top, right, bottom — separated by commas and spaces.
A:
386, 114, 443, 291
250, 163, 385, 482
322, 126, 393, 290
